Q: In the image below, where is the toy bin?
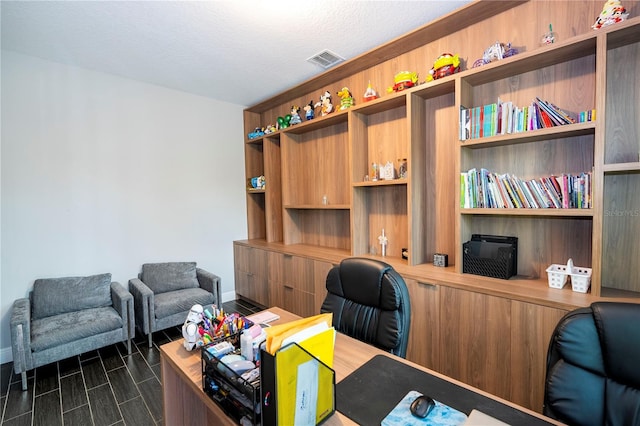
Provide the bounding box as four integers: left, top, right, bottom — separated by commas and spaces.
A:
570, 266, 592, 293
546, 260, 572, 289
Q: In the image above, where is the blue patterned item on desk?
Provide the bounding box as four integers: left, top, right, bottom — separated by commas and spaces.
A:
381, 390, 468, 426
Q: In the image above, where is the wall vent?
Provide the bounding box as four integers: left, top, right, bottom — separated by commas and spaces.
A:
307, 50, 345, 69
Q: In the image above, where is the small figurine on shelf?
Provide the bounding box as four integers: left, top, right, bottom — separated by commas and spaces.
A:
593, 0, 629, 29
398, 158, 407, 179
289, 105, 302, 125
388, 71, 418, 93
426, 53, 460, 81
249, 175, 265, 190
363, 81, 378, 102
541, 24, 557, 45
472, 43, 517, 68
337, 87, 355, 110
247, 127, 264, 140
304, 100, 315, 120
380, 161, 395, 180
315, 90, 334, 116
378, 229, 388, 257
264, 123, 277, 134
277, 114, 291, 129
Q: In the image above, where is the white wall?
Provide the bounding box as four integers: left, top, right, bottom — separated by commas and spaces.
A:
0, 51, 248, 361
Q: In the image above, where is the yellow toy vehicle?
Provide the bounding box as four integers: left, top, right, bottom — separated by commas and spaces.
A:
388, 71, 418, 93
426, 53, 460, 82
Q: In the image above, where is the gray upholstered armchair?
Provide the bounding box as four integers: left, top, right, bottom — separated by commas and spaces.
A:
129, 262, 221, 347
10, 273, 134, 390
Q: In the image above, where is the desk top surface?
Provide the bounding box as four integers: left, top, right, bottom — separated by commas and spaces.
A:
159, 306, 560, 426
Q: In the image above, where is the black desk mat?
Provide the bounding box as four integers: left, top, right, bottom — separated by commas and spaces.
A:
336, 354, 553, 425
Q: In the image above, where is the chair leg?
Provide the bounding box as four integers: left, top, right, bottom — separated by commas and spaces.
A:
148, 332, 152, 348
127, 338, 132, 355
21, 372, 27, 391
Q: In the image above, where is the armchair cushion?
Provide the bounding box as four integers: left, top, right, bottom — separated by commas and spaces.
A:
31, 307, 124, 352
154, 287, 215, 319
141, 262, 198, 294
32, 273, 112, 320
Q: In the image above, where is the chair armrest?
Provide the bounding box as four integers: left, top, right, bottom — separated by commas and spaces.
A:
10, 298, 32, 374
196, 268, 222, 306
111, 282, 134, 337
129, 278, 154, 334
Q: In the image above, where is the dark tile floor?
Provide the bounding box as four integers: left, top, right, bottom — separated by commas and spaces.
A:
0, 299, 264, 426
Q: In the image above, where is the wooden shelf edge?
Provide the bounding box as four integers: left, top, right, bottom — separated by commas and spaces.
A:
246, 189, 266, 194
283, 204, 350, 210
460, 122, 596, 148
603, 162, 640, 173
605, 15, 640, 49
353, 179, 408, 187
461, 208, 594, 217
351, 91, 407, 115
279, 109, 349, 135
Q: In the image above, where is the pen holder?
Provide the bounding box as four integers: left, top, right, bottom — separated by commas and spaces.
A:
202, 321, 260, 426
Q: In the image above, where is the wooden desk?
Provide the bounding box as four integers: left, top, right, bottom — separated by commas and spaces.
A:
160, 307, 560, 425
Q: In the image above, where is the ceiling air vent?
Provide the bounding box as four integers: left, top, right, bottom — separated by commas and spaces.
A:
307, 50, 345, 69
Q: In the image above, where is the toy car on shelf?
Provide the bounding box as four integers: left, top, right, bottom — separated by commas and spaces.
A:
247, 127, 264, 140
388, 71, 419, 93
426, 53, 460, 82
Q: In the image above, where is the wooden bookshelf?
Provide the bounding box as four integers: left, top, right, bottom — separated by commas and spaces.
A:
236, 1, 640, 413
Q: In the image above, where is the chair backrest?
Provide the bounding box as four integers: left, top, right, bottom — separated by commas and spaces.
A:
140, 262, 199, 294
320, 258, 411, 358
544, 302, 640, 425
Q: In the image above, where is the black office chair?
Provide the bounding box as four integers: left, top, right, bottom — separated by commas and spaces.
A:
320, 257, 411, 358
543, 302, 640, 425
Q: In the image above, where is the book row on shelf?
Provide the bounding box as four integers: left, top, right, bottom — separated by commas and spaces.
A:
459, 97, 584, 140
460, 168, 592, 210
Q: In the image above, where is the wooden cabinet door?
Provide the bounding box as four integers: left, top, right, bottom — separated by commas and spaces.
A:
440, 286, 511, 400
285, 254, 314, 293
233, 245, 268, 306
313, 260, 335, 314
510, 301, 566, 412
405, 278, 441, 371
267, 251, 285, 309
268, 252, 315, 316
282, 286, 316, 318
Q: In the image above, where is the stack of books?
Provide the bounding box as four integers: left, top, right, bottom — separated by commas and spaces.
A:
460, 97, 579, 140
460, 168, 592, 209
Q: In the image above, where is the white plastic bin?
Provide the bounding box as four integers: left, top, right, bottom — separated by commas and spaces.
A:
546, 262, 570, 289
570, 266, 592, 293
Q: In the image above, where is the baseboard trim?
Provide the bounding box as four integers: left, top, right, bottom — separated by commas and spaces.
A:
221, 290, 236, 303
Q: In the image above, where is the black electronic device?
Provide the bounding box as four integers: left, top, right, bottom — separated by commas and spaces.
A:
463, 234, 518, 279
410, 395, 435, 418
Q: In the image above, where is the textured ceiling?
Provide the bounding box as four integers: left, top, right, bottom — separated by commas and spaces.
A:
1, 1, 473, 107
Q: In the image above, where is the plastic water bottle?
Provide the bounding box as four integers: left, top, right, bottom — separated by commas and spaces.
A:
240, 330, 253, 362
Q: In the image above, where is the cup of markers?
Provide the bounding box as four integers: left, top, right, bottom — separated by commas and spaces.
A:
198, 307, 252, 346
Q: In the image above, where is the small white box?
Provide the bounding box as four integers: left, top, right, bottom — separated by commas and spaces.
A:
570, 267, 592, 293
546, 259, 592, 293
546, 263, 570, 289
